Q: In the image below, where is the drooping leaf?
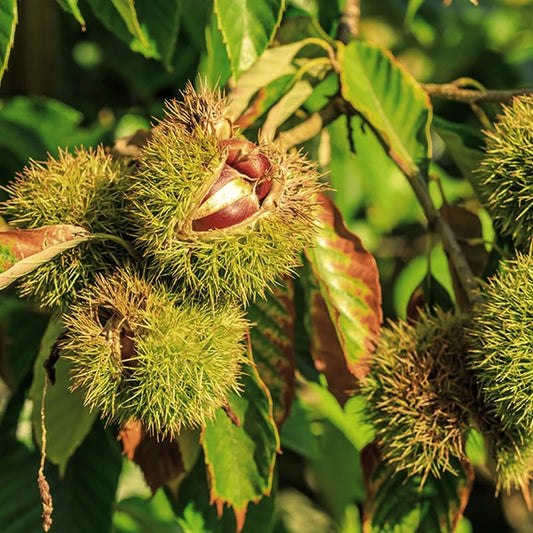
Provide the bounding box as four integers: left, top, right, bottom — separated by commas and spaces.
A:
261, 79, 314, 141
362, 454, 474, 533
339, 40, 432, 178
0, 0, 17, 86
202, 10, 232, 88
119, 419, 200, 493
303, 262, 358, 404
87, 0, 181, 67
56, 0, 86, 26
248, 279, 296, 429
0, 421, 122, 533
305, 194, 382, 382
214, 0, 285, 79
432, 116, 484, 185
29, 317, 98, 475
0, 225, 92, 290
201, 362, 279, 531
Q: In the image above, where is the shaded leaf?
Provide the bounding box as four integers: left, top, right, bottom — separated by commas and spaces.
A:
339, 40, 432, 177
29, 317, 98, 475
0, 420, 122, 533
440, 202, 488, 310
248, 279, 296, 429
114, 492, 185, 533
214, 0, 285, 79
0, 225, 91, 290
0, 0, 17, 86
173, 454, 277, 533
56, 0, 86, 26
119, 419, 200, 493
432, 116, 484, 182
305, 194, 382, 381
201, 362, 279, 531
88, 0, 181, 67
362, 453, 474, 533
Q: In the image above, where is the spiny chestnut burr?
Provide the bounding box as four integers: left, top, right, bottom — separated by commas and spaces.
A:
128, 83, 322, 305
1, 146, 131, 309
62, 268, 249, 437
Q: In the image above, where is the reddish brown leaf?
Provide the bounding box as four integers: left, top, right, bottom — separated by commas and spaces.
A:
305, 268, 358, 405
119, 420, 200, 493
305, 194, 382, 382
248, 278, 296, 428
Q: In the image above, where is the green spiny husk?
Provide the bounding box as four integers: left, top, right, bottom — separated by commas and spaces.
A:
483, 426, 533, 494
127, 84, 322, 305
61, 267, 249, 437
2, 146, 132, 308
476, 94, 533, 248
467, 253, 533, 433
361, 308, 477, 484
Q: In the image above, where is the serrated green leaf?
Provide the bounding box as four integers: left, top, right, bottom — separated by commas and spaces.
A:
363, 459, 474, 533
29, 317, 98, 475
201, 362, 279, 528
0, 421, 122, 533
110, 0, 153, 52
88, 0, 181, 66
56, 0, 86, 26
202, 10, 232, 88
0, 0, 17, 86
248, 280, 296, 429
305, 194, 382, 381
339, 40, 432, 178
214, 0, 285, 79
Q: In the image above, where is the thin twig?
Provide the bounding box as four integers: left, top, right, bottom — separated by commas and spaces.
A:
337, 0, 361, 43
422, 83, 532, 104
38, 379, 53, 532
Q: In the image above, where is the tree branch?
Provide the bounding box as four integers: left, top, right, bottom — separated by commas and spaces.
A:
422, 83, 532, 104
337, 0, 361, 43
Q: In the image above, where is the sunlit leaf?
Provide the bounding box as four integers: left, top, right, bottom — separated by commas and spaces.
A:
56, 0, 86, 26
201, 362, 279, 530
363, 457, 474, 533
29, 317, 98, 475
261, 80, 314, 141
0, 0, 17, 86
0, 225, 91, 290
214, 0, 285, 79
305, 194, 382, 381
88, 0, 181, 67
248, 280, 296, 429
339, 40, 432, 178
303, 263, 358, 404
